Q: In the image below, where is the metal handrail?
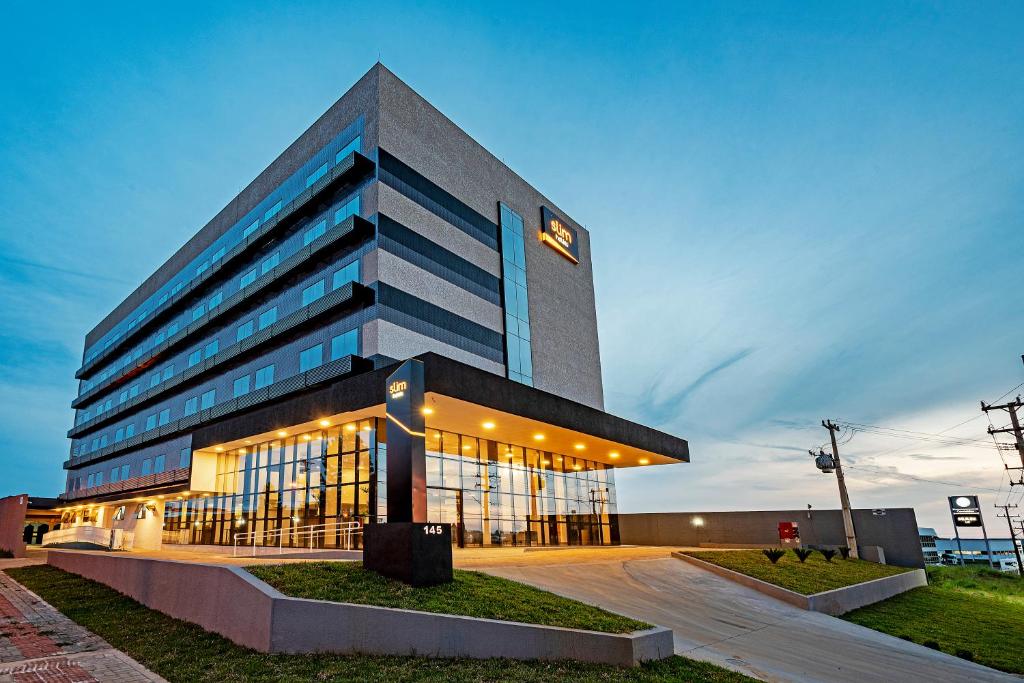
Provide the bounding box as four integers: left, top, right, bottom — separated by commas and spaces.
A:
232, 520, 362, 557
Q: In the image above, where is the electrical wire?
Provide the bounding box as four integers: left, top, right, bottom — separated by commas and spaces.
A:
843, 464, 1004, 493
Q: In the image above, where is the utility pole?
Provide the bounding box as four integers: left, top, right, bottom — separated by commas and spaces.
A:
822, 419, 859, 559
982, 396, 1024, 486
995, 504, 1024, 576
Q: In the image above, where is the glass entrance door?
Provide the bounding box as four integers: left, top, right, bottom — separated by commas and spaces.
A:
427, 487, 465, 547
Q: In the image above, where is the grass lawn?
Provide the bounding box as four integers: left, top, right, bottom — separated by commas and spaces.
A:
682, 549, 910, 595
5, 566, 754, 683
844, 565, 1024, 674
248, 561, 647, 634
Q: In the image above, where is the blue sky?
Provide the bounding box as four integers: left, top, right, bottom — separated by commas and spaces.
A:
1, 2, 1021, 536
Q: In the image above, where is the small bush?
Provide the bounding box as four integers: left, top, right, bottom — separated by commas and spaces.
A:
0, 548, 13, 559
955, 649, 974, 661
793, 548, 814, 563
820, 549, 838, 563
923, 640, 941, 650
763, 548, 786, 564
898, 634, 913, 642
838, 546, 851, 560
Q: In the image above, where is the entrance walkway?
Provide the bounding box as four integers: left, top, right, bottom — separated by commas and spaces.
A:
477, 549, 1014, 683
0, 566, 165, 682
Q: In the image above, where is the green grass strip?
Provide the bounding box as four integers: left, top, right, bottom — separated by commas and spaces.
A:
5, 565, 754, 683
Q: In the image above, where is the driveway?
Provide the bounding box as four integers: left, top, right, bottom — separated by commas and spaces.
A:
475, 548, 1014, 683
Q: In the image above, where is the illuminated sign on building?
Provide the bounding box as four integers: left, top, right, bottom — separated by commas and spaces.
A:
540, 207, 579, 264
388, 380, 408, 399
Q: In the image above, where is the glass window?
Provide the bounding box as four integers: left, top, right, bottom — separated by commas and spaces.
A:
200, 389, 216, 410
233, 375, 250, 397
264, 201, 282, 221
204, 340, 218, 358
304, 219, 327, 246
146, 414, 157, 430
299, 344, 323, 372
192, 303, 205, 321
121, 464, 130, 481
243, 219, 259, 238
330, 329, 359, 360
240, 268, 257, 288
209, 291, 223, 309
188, 349, 202, 367
184, 396, 198, 416
306, 161, 329, 188
258, 307, 277, 330
334, 196, 360, 225
149, 373, 160, 389
87, 473, 94, 488
332, 260, 360, 290
236, 320, 254, 342
302, 280, 325, 306
125, 424, 135, 437
110, 467, 119, 483
255, 365, 275, 389
158, 408, 170, 426
336, 136, 360, 163
142, 458, 152, 476
180, 448, 191, 468
261, 252, 279, 274
154, 454, 165, 473
162, 365, 173, 381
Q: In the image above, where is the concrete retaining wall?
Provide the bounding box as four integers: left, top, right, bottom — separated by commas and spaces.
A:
46, 551, 672, 666
673, 552, 927, 615
619, 508, 926, 568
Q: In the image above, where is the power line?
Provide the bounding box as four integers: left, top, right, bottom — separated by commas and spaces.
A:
843, 464, 1005, 493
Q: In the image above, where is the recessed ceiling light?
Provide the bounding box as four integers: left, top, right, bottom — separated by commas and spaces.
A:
244, 440, 251, 444
573, 464, 582, 471
609, 451, 620, 459
533, 433, 545, 441
462, 444, 471, 450
302, 434, 312, 441
214, 446, 223, 452
541, 459, 550, 465
345, 424, 357, 432
422, 407, 434, 415
639, 458, 650, 465
277, 430, 288, 437
574, 443, 585, 451
482, 421, 495, 430
319, 419, 331, 427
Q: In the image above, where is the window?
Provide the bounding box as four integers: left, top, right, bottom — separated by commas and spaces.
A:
240, 268, 257, 288
184, 396, 198, 416
331, 329, 359, 360
115, 427, 125, 443
196, 260, 209, 276
154, 454, 165, 473
258, 307, 277, 330
129, 384, 139, 399
499, 203, 533, 385
243, 219, 259, 238
233, 375, 250, 397
167, 322, 179, 337
302, 280, 325, 306
236, 320, 254, 342
204, 340, 219, 358
334, 196, 360, 225
192, 303, 205, 321
125, 424, 135, 438
213, 246, 226, 261
110, 467, 119, 483
264, 201, 282, 221
87, 474, 94, 488
95, 472, 103, 486
162, 365, 173, 381
303, 219, 327, 246
299, 344, 323, 372
100, 435, 108, 448
119, 390, 129, 404
145, 414, 157, 430
261, 252, 279, 274
149, 372, 160, 389
113, 505, 126, 520
158, 408, 170, 426
254, 365, 275, 389
208, 291, 223, 309
335, 135, 360, 163
142, 459, 152, 475
200, 389, 216, 410
120, 464, 130, 481
188, 349, 202, 367
305, 161, 329, 188
332, 259, 360, 290
180, 448, 192, 468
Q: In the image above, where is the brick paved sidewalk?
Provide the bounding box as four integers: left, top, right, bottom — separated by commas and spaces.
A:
0, 571, 165, 683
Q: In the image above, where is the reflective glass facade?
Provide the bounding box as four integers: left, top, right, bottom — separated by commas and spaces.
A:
161, 417, 617, 547
498, 203, 533, 385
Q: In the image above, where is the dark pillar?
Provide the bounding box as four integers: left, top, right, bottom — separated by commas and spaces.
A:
363, 359, 453, 585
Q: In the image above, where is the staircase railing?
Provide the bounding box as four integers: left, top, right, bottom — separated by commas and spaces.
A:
232, 520, 362, 557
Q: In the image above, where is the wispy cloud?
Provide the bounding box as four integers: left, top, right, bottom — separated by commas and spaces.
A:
634, 348, 756, 426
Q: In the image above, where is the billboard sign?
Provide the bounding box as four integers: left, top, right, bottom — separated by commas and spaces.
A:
948, 495, 982, 527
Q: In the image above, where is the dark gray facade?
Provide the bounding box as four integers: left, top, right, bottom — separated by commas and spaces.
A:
618, 509, 925, 568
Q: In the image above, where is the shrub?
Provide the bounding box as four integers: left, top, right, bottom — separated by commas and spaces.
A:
0, 548, 13, 559
955, 649, 974, 661
820, 548, 837, 563
838, 546, 851, 560
923, 640, 941, 650
898, 635, 913, 642
793, 548, 814, 563
763, 548, 786, 564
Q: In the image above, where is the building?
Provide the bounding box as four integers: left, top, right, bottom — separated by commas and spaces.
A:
0, 495, 61, 558
56, 64, 689, 552
918, 527, 1021, 571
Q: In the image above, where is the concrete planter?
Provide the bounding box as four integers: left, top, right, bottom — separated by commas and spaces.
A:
673, 552, 927, 616
47, 551, 672, 666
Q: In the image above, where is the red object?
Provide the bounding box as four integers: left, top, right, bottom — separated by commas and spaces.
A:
778, 521, 800, 542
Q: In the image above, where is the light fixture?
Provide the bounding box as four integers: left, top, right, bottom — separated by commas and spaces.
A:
574, 443, 585, 451
277, 431, 288, 437
573, 464, 582, 471
319, 419, 331, 427
292, 515, 300, 523
638, 458, 650, 465
609, 451, 620, 459
422, 407, 434, 415
244, 440, 252, 444
533, 433, 545, 441
302, 434, 312, 441
462, 444, 471, 450
482, 421, 495, 430
541, 459, 550, 466
214, 446, 224, 452
691, 516, 705, 527
361, 424, 372, 431
345, 424, 357, 432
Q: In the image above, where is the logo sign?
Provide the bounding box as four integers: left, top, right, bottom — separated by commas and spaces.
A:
778, 521, 800, 543
388, 380, 408, 399
540, 207, 579, 264
949, 495, 983, 527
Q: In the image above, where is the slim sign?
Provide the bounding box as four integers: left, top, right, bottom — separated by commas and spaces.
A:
540, 206, 579, 264
949, 495, 982, 527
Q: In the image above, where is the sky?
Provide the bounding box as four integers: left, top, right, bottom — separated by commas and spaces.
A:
1, 2, 1022, 538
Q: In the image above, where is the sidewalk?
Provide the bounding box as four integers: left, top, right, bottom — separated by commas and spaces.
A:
0, 568, 165, 683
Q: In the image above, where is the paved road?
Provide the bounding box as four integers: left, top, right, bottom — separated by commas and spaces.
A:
480, 551, 1015, 683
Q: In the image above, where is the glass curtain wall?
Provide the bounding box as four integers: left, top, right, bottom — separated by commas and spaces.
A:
163, 418, 618, 548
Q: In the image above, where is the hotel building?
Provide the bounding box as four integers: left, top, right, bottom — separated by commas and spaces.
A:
55, 65, 689, 551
